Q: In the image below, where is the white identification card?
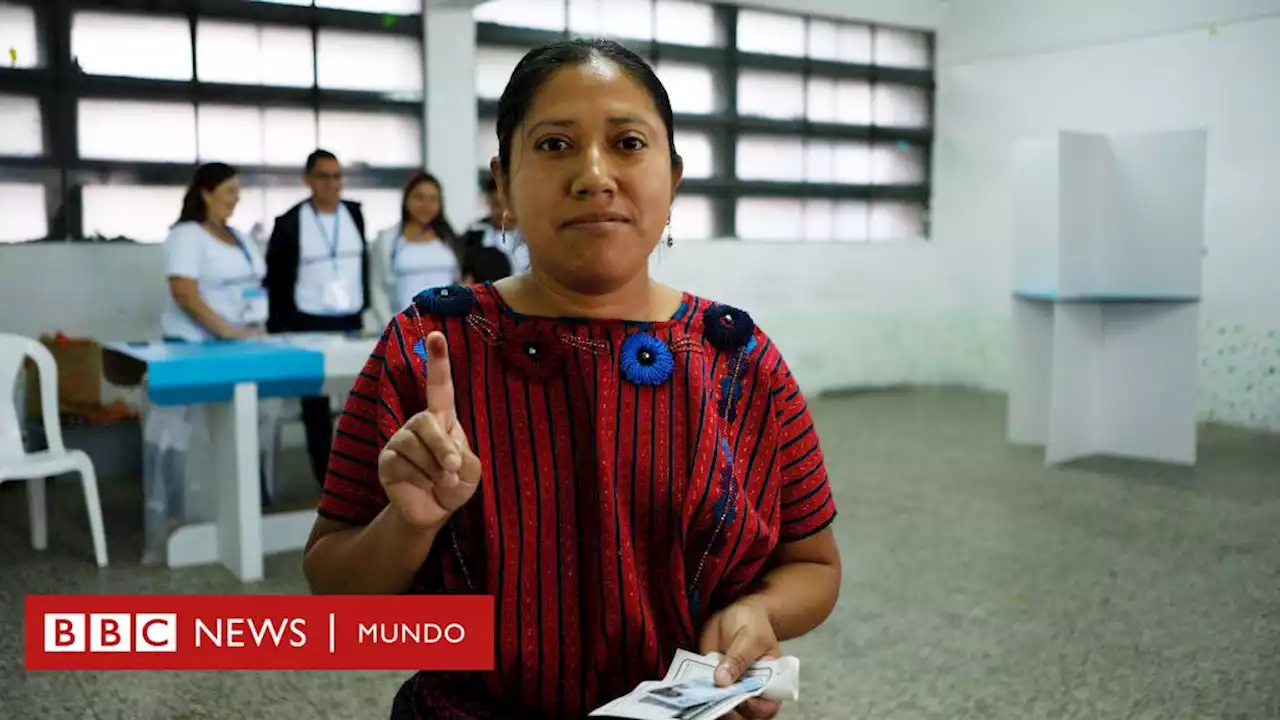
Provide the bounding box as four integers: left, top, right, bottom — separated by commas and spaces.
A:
323, 277, 353, 312
242, 285, 268, 325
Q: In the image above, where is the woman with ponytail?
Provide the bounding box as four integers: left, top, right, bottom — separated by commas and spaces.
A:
160, 162, 267, 342
146, 162, 275, 564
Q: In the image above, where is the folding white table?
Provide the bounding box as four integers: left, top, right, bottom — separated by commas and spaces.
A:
103, 334, 377, 581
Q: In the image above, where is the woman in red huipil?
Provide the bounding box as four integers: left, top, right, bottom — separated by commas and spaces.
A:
302, 38, 842, 720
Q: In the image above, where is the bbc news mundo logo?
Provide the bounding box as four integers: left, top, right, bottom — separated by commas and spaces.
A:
45, 613, 178, 653
25, 595, 494, 671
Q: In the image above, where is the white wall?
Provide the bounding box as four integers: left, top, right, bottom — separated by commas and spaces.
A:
932, 0, 1280, 430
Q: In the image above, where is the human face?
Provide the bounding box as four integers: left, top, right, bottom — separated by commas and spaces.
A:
201, 175, 240, 225
306, 157, 343, 209
406, 180, 441, 228
494, 59, 682, 293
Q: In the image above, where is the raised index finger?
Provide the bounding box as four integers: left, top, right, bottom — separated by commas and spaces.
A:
423, 331, 455, 419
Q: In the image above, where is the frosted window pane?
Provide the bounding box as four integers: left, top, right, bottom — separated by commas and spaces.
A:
319, 111, 421, 167
738, 71, 803, 120
82, 185, 186, 244
806, 78, 836, 123
735, 198, 802, 241
0, 183, 47, 243
834, 201, 869, 242
0, 3, 39, 68
342, 188, 404, 233
804, 140, 833, 183
318, 30, 422, 98
262, 108, 319, 166
874, 84, 929, 128
198, 105, 265, 165
197, 22, 314, 87
71, 12, 192, 81
569, 0, 653, 41
737, 10, 804, 58
317, 0, 421, 12
803, 199, 834, 242
197, 106, 317, 167
833, 141, 871, 185
477, 119, 498, 170
476, 46, 529, 100
79, 100, 197, 163
736, 136, 803, 182
828, 79, 871, 125
474, 0, 566, 32
837, 24, 872, 64
871, 142, 925, 185
673, 131, 713, 179
655, 1, 719, 47
655, 61, 717, 115
875, 28, 930, 69
807, 20, 837, 61
869, 201, 925, 240
670, 195, 714, 240
0, 94, 42, 156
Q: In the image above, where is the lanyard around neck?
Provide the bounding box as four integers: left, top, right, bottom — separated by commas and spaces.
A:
206, 222, 253, 271
310, 202, 342, 262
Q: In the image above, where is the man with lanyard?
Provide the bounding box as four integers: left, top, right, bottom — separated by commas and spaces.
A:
264, 149, 370, 486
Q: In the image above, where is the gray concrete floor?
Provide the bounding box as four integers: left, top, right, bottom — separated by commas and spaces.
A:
1, 388, 1277, 719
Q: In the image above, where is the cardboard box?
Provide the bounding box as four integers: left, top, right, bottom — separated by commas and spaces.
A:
25, 333, 103, 418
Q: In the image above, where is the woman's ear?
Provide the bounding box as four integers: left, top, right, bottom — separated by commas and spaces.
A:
489, 157, 515, 223
669, 155, 684, 202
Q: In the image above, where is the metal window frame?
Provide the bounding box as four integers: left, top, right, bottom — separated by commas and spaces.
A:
473, 3, 935, 240
0, 0, 424, 242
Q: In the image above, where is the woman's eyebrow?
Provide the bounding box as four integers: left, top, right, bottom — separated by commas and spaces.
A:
524, 116, 654, 138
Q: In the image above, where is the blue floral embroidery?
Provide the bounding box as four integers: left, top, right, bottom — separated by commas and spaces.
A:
412, 338, 429, 371
413, 284, 475, 317
744, 335, 758, 356
718, 375, 744, 423
619, 332, 675, 386
702, 304, 755, 351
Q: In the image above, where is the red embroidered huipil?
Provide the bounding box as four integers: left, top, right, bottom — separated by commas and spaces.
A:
318, 283, 837, 719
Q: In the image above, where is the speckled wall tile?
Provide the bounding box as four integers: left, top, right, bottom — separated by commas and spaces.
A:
1198, 322, 1280, 431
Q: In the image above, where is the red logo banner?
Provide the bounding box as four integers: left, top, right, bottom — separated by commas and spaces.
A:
25, 595, 495, 671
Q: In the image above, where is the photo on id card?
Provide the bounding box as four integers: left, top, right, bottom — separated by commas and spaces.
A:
639, 676, 766, 717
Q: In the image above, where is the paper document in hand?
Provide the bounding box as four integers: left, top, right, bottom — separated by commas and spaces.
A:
589, 650, 781, 720
643, 676, 766, 710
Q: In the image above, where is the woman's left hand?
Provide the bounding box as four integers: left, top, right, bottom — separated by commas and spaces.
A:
698, 598, 784, 720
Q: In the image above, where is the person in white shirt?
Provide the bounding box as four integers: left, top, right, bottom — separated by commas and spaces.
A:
367, 171, 461, 329
263, 150, 370, 486
148, 162, 270, 564
161, 162, 267, 341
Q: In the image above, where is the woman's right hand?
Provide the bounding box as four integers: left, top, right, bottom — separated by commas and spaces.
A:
378, 331, 482, 530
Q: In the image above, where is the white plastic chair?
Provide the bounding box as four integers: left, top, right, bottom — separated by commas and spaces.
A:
0, 334, 108, 567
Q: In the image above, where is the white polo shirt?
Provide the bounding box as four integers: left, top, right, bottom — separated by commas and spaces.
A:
160, 221, 267, 342
391, 235, 458, 310
296, 202, 365, 316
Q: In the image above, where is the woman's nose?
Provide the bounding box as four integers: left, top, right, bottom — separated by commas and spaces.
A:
568, 141, 618, 199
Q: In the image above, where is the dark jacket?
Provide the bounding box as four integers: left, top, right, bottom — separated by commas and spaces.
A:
264, 199, 370, 334
461, 218, 495, 253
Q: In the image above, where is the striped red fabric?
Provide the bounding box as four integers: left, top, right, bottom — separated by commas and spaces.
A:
318, 284, 836, 719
